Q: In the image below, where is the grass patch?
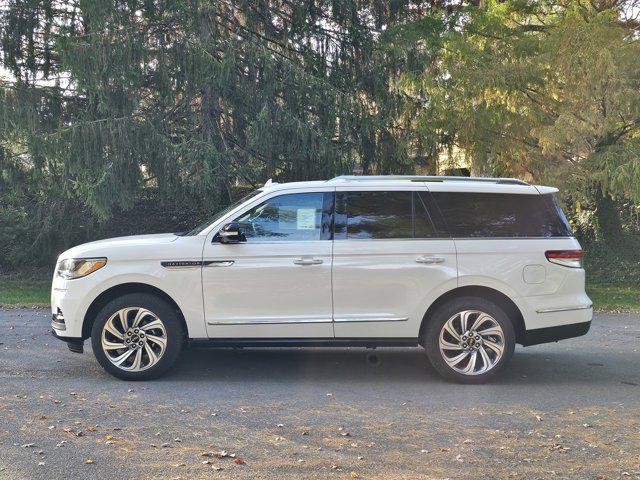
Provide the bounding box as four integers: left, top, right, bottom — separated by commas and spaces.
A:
0, 275, 50, 307
586, 284, 640, 311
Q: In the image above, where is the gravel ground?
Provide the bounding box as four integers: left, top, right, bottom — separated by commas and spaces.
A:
0, 308, 639, 479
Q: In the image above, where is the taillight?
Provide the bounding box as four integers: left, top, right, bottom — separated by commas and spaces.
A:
545, 250, 584, 268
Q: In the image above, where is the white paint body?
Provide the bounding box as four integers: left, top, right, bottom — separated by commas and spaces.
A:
51, 179, 592, 342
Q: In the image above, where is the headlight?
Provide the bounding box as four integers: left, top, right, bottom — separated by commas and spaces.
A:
56, 258, 107, 279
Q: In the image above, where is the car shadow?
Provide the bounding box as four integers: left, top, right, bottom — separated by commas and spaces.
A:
157, 345, 639, 388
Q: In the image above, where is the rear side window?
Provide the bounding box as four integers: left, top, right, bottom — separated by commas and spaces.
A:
431, 192, 573, 238
335, 191, 436, 239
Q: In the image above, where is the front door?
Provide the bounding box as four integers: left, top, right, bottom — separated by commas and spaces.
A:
332, 187, 457, 338
202, 189, 334, 338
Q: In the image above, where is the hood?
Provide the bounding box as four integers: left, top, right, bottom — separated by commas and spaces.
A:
58, 233, 179, 260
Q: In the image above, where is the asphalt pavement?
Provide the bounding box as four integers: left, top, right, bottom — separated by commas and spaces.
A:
0, 308, 639, 479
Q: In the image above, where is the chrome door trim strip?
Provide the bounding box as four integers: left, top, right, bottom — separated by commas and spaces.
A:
333, 317, 409, 323
207, 318, 333, 326
536, 305, 592, 314
161, 260, 235, 269
161, 261, 202, 269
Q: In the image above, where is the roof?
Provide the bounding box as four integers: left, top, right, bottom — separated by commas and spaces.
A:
260, 176, 558, 195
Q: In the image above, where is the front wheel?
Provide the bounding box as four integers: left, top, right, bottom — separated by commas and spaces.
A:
91, 293, 184, 380
423, 297, 515, 384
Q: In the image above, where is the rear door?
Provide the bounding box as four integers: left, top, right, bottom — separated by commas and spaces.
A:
428, 183, 589, 329
332, 185, 457, 339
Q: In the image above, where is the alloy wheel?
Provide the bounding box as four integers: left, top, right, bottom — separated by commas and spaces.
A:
438, 310, 505, 376
101, 307, 168, 372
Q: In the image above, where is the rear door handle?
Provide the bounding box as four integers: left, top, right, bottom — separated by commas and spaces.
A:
293, 257, 323, 266
416, 256, 445, 264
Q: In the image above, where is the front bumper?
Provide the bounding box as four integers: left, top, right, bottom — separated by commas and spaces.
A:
51, 275, 89, 353
51, 275, 91, 338
51, 328, 84, 353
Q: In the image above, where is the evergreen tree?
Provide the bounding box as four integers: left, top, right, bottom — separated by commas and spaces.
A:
0, 0, 439, 267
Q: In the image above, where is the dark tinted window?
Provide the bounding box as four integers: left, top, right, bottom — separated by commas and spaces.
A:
337, 191, 436, 239
432, 192, 573, 238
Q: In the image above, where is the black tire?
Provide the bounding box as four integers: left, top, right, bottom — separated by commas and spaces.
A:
91, 293, 185, 380
423, 296, 515, 384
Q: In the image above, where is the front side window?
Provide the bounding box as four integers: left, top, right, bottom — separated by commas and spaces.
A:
335, 191, 437, 239
185, 189, 263, 236
233, 192, 330, 242
431, 192, 574, 238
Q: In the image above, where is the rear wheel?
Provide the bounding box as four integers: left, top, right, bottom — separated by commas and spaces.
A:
423, 296, 515, 384
91, 293, 184, 380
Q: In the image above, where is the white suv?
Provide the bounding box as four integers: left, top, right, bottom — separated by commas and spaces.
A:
51, 176, 592, 383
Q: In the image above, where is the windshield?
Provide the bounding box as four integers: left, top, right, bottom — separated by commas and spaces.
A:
183, 189, 262, 236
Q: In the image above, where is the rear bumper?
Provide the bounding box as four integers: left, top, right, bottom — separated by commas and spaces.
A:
521, 320, 591, 346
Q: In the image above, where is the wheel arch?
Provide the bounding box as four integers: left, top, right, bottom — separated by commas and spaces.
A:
418, 285, 526, 345
81, 283, 188, 340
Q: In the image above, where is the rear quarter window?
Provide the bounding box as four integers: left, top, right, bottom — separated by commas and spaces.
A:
431, 192, 573, 238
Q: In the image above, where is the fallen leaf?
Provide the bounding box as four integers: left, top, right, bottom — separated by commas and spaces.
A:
85, 459, 94, 465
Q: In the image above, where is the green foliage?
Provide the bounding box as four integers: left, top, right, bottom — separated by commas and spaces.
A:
0, 1, 439, 268
583, 235, 640, 287
389, 0, 640, 240
1, 0, 640, 272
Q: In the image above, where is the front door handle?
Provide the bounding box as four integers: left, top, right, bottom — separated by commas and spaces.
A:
203, 260, 235, 267
293, 257, 323, 266
416, 256, 445, 264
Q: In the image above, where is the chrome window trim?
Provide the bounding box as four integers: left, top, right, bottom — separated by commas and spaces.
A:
452, 236, 575, 241
332, 236, 576, 242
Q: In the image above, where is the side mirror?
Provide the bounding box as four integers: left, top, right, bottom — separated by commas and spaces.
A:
218, 222, 246, 244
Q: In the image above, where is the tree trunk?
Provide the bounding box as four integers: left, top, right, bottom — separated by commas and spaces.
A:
594, 183, 623, 243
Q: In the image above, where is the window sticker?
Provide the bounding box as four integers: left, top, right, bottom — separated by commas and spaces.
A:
297, 208, 317, 230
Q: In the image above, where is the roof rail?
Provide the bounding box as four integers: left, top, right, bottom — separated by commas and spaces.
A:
329, 175, 530, 186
